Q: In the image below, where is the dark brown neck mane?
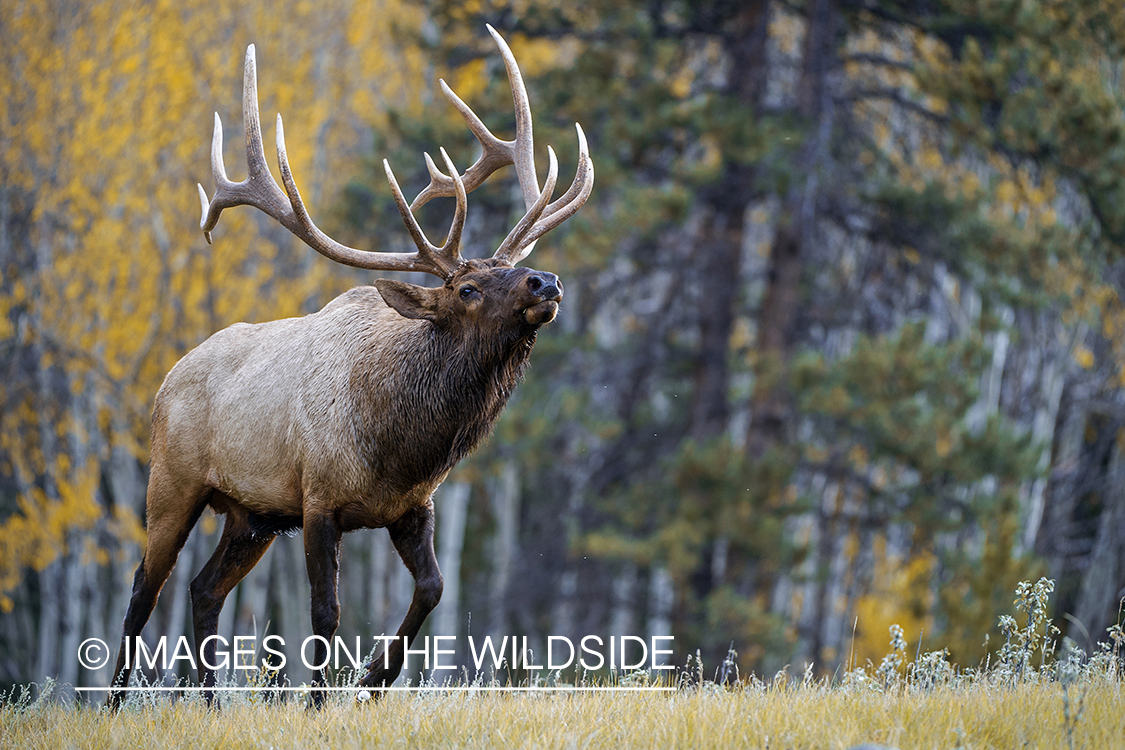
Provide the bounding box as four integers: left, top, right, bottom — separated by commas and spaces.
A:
353, 318, 538, 493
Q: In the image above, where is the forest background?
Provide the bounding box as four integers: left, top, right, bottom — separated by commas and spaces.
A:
2, 0, 1124, 697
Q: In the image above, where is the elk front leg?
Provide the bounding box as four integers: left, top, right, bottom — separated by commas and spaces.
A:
304, 509, 342, 708
359, 503, 442, 691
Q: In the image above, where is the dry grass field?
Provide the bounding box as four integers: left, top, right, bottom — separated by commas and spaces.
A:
4, 581, 1122, 749
1, 677, 1122, 749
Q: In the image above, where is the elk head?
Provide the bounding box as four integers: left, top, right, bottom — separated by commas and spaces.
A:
196, 25, 592, 336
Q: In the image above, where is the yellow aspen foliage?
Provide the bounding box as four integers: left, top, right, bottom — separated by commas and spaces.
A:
919, 147, 943, 171
769, 9, 804, 57
1073, 345, 1095, 369
0, 462, 100, 612
0, 0, 428, 596
852, 539, 935, 668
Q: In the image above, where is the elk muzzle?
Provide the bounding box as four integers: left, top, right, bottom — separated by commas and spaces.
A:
521, 272, 563, 326
527, 272, 561, 301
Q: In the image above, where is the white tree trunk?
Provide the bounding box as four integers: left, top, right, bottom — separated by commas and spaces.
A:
1074, 445, 1125, 642
433, 481, 471, 668
34, 561, 61, 686
647, 565, 674, 643
489, 463, 520, 638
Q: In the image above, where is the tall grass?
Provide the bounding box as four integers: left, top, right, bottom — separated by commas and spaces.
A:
2, 580, 1122, 750
2, 680, 1122, 749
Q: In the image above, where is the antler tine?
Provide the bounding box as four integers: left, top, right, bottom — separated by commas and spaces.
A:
384, 160, 434, 255
410, 80, 516, 210
198, 45, 291, 243
407, 26, 593, 266
439, 147, 469, 262
541, 124, 593, 221
486, 24, 539, 211
198, 45, 454, 278
511, 123, 595, 263
383, 147, 467, 279
493, 146, 558, 265
409, 23, 539, 213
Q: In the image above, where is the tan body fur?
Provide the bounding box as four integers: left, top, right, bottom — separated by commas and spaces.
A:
154, 287, 445, 532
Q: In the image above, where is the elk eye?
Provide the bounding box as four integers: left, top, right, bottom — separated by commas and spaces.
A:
459, 285, 479, 300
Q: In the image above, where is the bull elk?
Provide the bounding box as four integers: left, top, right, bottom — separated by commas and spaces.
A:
108, 26, 592, 708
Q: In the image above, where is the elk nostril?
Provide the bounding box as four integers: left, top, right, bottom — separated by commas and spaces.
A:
527, 273, 561, 300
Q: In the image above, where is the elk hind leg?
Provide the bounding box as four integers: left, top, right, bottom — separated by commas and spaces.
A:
189, 502, 274, 706
108, 476, 208, 709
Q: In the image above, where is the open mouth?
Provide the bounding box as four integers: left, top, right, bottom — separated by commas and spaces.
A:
522, 299, 559, 326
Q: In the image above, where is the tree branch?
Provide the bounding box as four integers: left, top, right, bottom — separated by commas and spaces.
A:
844, 53, 914, 71
843, 87, 949, 125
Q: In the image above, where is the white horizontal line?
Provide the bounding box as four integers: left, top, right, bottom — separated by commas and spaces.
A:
76, 686, 673, 693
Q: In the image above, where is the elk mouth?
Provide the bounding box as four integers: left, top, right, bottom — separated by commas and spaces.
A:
522, 299, 559, 327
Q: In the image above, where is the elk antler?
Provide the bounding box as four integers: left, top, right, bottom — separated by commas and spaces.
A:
199, 29, 593, 278
198, 45, 466, 279
411, 25, 594, 265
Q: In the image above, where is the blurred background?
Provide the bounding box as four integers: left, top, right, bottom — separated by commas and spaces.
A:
2, 0, 1125, 697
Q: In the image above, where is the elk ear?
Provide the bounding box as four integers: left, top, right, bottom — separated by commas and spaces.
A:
374, 279, 444, 322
